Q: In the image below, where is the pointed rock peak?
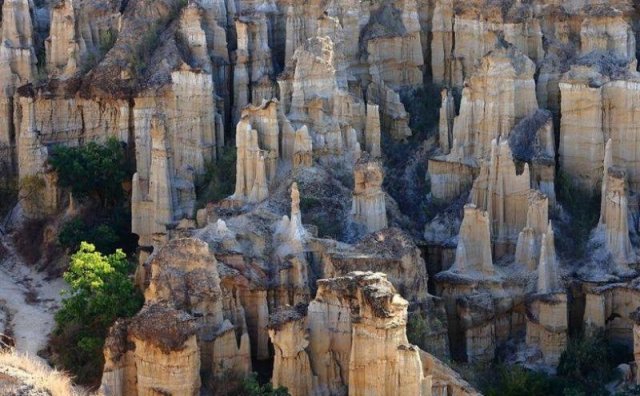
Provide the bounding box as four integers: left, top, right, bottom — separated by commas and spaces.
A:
452, 204, 494, 276
291, 182, 300, 217
538, 221, 560, 294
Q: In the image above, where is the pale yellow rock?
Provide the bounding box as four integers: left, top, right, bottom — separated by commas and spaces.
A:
583, 282, 640, 342
537, 222, 560, 294
427, 157, 475, 202
526, 294, 568, 366
580, 15, 635, 61
269, 272, 479, 396
451, 204, 494, 276
471, 139, 532, 255
365, 104, 381, 157
559, 65, 608, 191
292, 125, 313, 168
268, 307, 314, 396
130, 306, 201, 396
439, 88, 455, 154
515, 192, 549, 271
449, 46, 538, 162
352, 156, 387, 233
595, 140, 635, 272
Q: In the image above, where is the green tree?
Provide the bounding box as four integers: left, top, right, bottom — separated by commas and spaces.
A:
48, 138, 129, 208
52, 242, 142, 385
58, 218, 120, 254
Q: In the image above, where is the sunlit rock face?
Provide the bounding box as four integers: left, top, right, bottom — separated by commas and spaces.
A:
351, 155, 387, 234
268, 272, 480, 396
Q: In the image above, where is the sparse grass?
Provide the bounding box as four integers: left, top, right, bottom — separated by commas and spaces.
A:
0, 350, 83, 396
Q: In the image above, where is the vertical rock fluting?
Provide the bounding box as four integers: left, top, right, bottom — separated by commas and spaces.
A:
274, 182, 311, 306
593, 139, 636, 273
268, 305, 314, 396
450, 204, 494, 276
268, 272, 480, 396
514, 192, 550, 271
448, 46, 538, 162
438, 88, 455, 154
351, 155, 387, 234
101, 305, 201, 396
102, 239, 253, 395
559, 62, 640, 194
471, 139, 532, 256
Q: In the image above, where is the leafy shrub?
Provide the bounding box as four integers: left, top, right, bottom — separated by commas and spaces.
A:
51, 243, 142, 385
48, 138, 129, 208
98, 28, 117, 54
557, 332, 621, 395
196, 148, 237, 207
406, 311, 428, 349
483, 364, 556, 396
237, 373, 289, 396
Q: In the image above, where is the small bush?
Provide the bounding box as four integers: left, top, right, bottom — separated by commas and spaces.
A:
483, 364, 556, 396
98, 28, 117, 54
557, 332, 621, 395
237, 373, 289, 396
406, 311, 428, 349
196, 148, 237, 207
51, 243, 142, 385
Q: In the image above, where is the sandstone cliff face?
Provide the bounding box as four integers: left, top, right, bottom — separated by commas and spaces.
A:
559, 59, 640, 193
584, 280, 640, 343
470, 139, 538, 256
268, 272, 479, 396
46, 0, 121, 79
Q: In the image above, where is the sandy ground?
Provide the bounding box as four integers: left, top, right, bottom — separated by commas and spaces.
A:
0, 236, 65, 357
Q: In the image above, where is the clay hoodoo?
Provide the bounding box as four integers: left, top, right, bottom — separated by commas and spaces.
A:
351, 155, 388, 234
268, 272, 480, 396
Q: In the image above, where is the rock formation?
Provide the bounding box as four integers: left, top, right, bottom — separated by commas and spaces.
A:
268, 272, 480, 396
102, 239, 252, 395
559, 59, 640, 192
351, 155, 387, 234
584, 139, 637, 277
583, 280, 640, 342
471, 139, 535, 256
448, 46, 538, 162
450, 204, 494, 277
8, 0, 640, 393
525, 222, 568, 366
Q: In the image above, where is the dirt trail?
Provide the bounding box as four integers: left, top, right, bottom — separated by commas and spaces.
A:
0, 236, 65, 357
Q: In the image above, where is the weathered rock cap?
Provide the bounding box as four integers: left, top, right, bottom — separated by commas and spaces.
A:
128, 304, 199, 353
267, 303, 309, 330
316, 271, 408, 318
